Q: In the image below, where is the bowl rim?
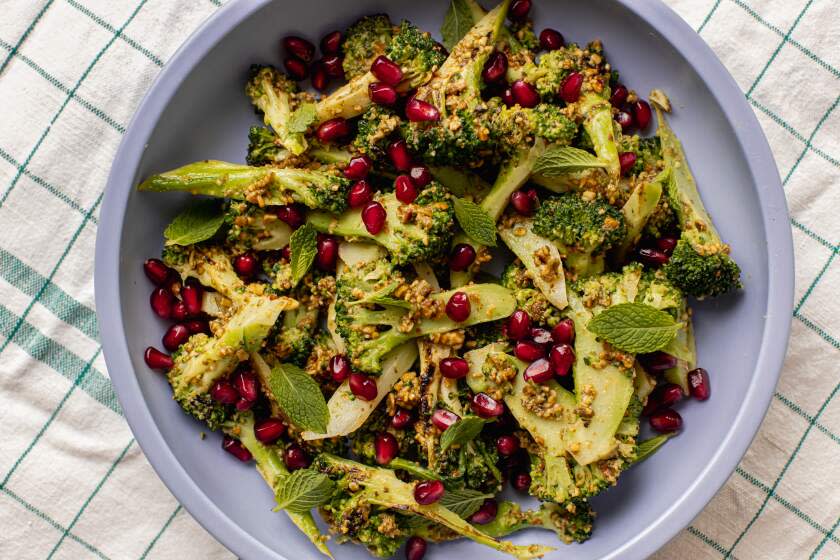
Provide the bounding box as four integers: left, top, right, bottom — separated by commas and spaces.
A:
94, 1, 794, 558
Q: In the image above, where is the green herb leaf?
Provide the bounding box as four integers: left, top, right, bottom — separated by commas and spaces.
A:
440, 416, 489, 452
163, 200, 225, 246
453, 198, 497, 247
440, 487, 493, 518
533, 146, 609, 177
440, 0, 478, 50
288, 103, 317, 134
274, 469, 335, 513
632, 434, 673, 465
365, 295, 412, 309
290, 223, 317, 286
268, 363, 329, 433
587, 302, 682, 354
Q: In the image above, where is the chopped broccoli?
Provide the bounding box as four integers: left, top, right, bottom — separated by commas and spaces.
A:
245, 65, 311, 155
501, 262, 563, 327
224, 201, 292, 251
341, 14, 395, 81
247, 126, 290, 166
162, 244, 245, 302
353, 105, 403, 163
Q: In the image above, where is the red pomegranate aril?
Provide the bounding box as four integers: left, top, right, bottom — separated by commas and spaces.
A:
222, 436, 252, 462
316, 235, 339, 271
185, 319, 209, 335
560, 72, 584, 103
512, 471, 531, 491
499, 86, 515, 108
348, 179, 374, 208
284, 57, 308, 80
320, 30, 342, 55
432, 408, 460, 431
688, 368, 711, 401
482, 51, 508, 84
280, 245, 292, 262
369, 82, 398, 106
509, 0, 531, 21
144, 347, 173, 370
405, 536, 427, 560
144, 258, 172, 286
254, 418, 286, 444
472, 392, 505, 418
440, 357, 469, 379
511, 80, 540, 108
539, 28, 564, 51
310, 62, 329, 91
531, 327, 553, 346
643, 383, 683, 416
639, 247, 670, 267
233, 253, 259, 279
616, 110, 634, 131
656, 236, 678, 254
633, 99, 652, 129
211, 380, 239, 405
551, 318, 575, 345
510, 188, 538, 216
549, 344, 575, 377
610, 84, 629, 107
375, 432, 399, 465
523, 358, 553, 383
349, 373, 378, 401
619, 151, 637, 176
316, 118, 350, 143
362, 201, 387, 234
235, 397, 254, 411
642, 351, 678, 373
181, 278, 203, 315
515, 340, 545, 362
233, 370, 259, 402
470, 499, 498, 525
162, 323, 190, 351
171, 300, 188, 321
284, 444, 310, 470
344, 155, 372, 179
321, 54, 345, 78
394, 175, 417, 204
650, 408, 682, 433
388, 139, 413, 171
445, 291, 471, 322
150, 287, 174, 319
496, 434, 521, 456
406, 98, 441, 122
370, 55, 403, 86
329, 354, 351, 382
449, 243, 476, 272
391, 408, 414, 429
414, 480, 445, 505
283, 36, 315, 62
409, 165, 432, 188
504, 310, 530, 341
277, 204, 306, 229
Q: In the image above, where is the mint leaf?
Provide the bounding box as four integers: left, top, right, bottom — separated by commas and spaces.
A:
163, 200, 225, 246
440, 487, 492, 518
587, 303, 681, 354
274, 469, 335, 513
453, 198, 497, 247
440, 416, 489, 452
366, 295, 412, 309
533, 146, 609, 177
441, 0, 479, 50
268, 363, 329, 433
632, 434, 672, 465
288, 103, 317, 134
290, 223, 317, 286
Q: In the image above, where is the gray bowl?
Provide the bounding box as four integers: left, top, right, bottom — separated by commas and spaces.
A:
94, 1, 794, 558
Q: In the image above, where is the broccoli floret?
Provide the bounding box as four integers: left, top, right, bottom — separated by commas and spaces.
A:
224, 201, 292, 252
245, 65, 311, 155
138, 160, 352, 214
272, 304, 319, 367
247, 126, 290, 166
434, 434, 502, 493
341, 14, 395, 81
162, 244, 245, 302
351, 405, 419, 466
353, 105, 403, 162
500, 261, 562, 327
401, 105, 498, 168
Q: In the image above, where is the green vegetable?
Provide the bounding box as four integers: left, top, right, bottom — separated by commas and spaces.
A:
163, 200, 225, 246
440, 0, 483, 49
532, 145, 609, 176
440, 416, 490, 452
274, 469, 336, 513
289, 223, 317, 286
267, 362, 330, 433
453, 197, 497, 247
632, 434, 673, 465
439, 487, 493, 518
587, 302, 682, 354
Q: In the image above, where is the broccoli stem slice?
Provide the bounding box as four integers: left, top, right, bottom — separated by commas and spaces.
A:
315, 72, 378, 123
612, 169, 667, 263
580, 94, 621, 180
498, 217, 568, 309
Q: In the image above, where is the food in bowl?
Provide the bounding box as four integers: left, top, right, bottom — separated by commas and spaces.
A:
135, 0, 738, 558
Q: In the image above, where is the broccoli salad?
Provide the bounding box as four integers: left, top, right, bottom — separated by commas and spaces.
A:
138, 0, 738, 558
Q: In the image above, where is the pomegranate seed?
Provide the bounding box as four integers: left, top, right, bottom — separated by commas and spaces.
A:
432, 409, 460, 431
530, 327, 553, 346
321, 55, 345, 79
284, 57, 308, 80
482, 51, 508, 84
254, 418, 286, 443
233, 370, 259, 402
310, 62, 329, 91
643, 383, 683, 416
523, 358, 553, 383
181, 278, 203, 315
284, 444, 310, 470
144, 347, 173, 370
344, 155, 372, 179
316, 234, 339, 271
409, 166, 432, 188
349, 373, 378, 401
162, 323, 190, 351
144, 258, 172, 286
496, 435, 520, 456
539, 28, 564, 51
639, 247, 670, 267
316, 118, 350, 143
329, 354, 351, 382
233, 253, 259, 278
320, 31, 342, 55
414, 480, 445, 505
511, 80, 540, 108
235, 397, 254, 411
610, 84, 629, 108
150, 287, 174, 319
509, 0, 531, 21
171, 301, 188, 321
370, 55, 403, 86
395, 175, 417, 204
560, 72, 584, 103
551, 318, 575, 345
388, 140, 413, 171
633, 100, 652, 129
472, 392, 504, 418
688, 368, 711, 401
362, 201, 387, 234
549, 344, 575, 377
511, 471, 531, 491
405, 536, 427, 560
470, 499, 498, 525
649, 408, 682, 433
515, 340, 545, 362
501, 86, 515, 107
615, 110, 634, 131
277, 204, 305, 229
348, 179, 374, 208
656, 236, 678, 254
283, 36, 315, 62
391, 408, 414, 429
641, 351, 678, 373
448, 243, 476, 272
369, 82, 398, 106
619, 152, 637, 176
445, 291, 471, 322
185, 319, 209, 335
280, 245, 292, 262
506, 310, 531, 340
440, 357, 469, 379
375, 432, 399, 464
405, 98, 441, 122
510, 188, 538, 216
222, 436, 252, 462
211, 380, 239, 405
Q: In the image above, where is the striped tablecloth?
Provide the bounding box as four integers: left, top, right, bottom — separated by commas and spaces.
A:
0, 1, 837, 558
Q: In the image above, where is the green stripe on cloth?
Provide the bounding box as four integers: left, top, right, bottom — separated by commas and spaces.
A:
782, 95, 840, 186
811, 516, 840, 559
795, 251, 837, 313
791, 219, 835, 251
696, 0, 723, 34
775, 392, 840, 446
140, 505, 182, 560
795, 311, 840, 351
687, 525, 737, 558
0, 0, 56, 75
